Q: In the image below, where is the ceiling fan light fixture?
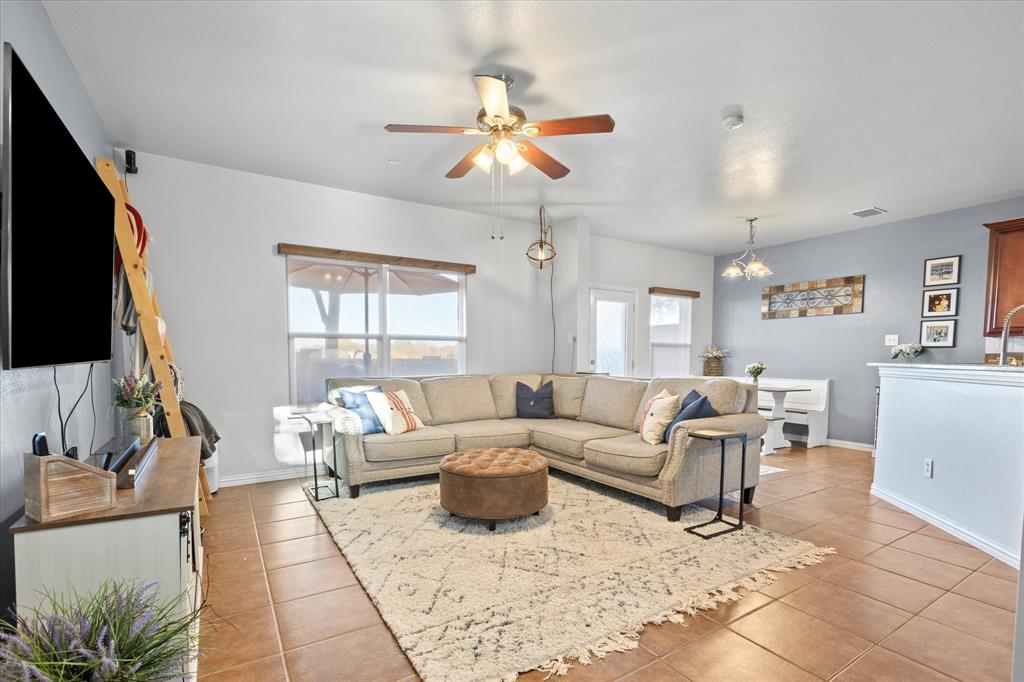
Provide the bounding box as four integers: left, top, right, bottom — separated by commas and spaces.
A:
507, 154, 529, 175
494, 138, 520, 164
472, 145, 494, 173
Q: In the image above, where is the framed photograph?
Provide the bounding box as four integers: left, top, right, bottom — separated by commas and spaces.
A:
920, 319, 957, 347
923, 255, 960, 286
922, 287, 959, 317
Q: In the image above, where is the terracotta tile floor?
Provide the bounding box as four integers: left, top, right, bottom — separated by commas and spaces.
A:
197, 444, 1018, 681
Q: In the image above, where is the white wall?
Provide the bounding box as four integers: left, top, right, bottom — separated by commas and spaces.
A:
128, 152, 554, 482
585, 233, 715, 377
127, 152, 716, 482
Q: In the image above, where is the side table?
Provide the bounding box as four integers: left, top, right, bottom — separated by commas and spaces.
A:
684, 429, 748, 539
289, 410, 339, 502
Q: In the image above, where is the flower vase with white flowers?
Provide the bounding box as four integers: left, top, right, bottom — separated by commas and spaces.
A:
745, 361, 766, 385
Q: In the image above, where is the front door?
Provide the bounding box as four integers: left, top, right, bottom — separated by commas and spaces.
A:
589, 288, 635, 376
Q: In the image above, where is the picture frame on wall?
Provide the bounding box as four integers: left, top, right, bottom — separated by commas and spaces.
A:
920, 319, 957, 347
923, 255, 961, 286
922, 288, 959, 317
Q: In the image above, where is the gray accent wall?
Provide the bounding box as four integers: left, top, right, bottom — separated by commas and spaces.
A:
0, 0, 114, 615
713, 196, 1024, 445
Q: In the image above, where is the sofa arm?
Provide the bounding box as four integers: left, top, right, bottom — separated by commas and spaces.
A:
322, 404, 365, 487
658, 413, 767, 489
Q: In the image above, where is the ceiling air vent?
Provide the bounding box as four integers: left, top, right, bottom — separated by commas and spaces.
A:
851, 207, 888, 218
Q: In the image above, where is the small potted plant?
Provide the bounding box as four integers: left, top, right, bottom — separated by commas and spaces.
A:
890, 343, 925, 362
113, 374, 163, 445
699, 345, 731, 376
0, 580, 199, 680
745, 361, 767, 385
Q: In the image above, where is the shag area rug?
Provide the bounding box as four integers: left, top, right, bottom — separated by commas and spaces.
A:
312, 473, 831, 682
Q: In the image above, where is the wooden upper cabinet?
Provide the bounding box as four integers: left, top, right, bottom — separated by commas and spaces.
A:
984, 217, 1024, 336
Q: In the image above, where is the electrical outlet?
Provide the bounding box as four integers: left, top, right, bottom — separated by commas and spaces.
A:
923, 458, 934, 478
885, 334, 899, 346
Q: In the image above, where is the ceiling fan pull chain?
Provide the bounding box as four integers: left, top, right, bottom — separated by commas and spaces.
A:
490, 160, 496, 240
499, 164, 505, 240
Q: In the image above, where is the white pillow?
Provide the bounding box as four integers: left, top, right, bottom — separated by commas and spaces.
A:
639, 389, 682, 445
366, 389, 424, 435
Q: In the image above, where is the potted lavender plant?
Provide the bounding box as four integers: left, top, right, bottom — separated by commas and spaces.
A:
113, 375, 163, 445
0, 580, 198, 680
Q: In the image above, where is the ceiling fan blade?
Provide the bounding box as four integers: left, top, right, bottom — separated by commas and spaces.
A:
445, 144, 488, 179
385, 124, 481, 134
518, 140, 570, 179
474, 75, 510, 123
523, 114, 616, 137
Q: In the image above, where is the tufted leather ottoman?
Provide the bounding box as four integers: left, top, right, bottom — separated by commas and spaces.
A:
439, 448, 548, 530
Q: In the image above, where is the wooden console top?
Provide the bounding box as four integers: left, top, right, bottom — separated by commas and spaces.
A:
10, 436, 201, 534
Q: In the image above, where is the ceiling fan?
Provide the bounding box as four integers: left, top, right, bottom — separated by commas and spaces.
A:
385, 74, 614, 180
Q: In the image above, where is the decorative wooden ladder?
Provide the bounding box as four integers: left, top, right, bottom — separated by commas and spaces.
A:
95, 158, 211, 516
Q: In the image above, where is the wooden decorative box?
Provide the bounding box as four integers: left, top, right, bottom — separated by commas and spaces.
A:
23, 454, 117, 522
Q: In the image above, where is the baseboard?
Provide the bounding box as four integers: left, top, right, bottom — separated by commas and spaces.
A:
871, 484, 1020, 568
220, 464, 327, 487
787, 434, 875, 452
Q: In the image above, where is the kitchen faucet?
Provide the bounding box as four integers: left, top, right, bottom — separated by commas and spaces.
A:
1000, 303, 1024, 366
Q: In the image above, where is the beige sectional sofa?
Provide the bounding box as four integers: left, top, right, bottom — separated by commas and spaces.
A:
325, 374, 767, 520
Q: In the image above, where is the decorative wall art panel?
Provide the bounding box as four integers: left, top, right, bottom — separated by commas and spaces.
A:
761, 275, 865, 320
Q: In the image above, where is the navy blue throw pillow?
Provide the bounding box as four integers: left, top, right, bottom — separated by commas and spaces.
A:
339, 387, 385, 435
681, 389, 702, 409
516, 381, 556, 419
663, 394, 718, 442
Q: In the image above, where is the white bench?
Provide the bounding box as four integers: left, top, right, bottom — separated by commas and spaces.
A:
726, 377, 831, 448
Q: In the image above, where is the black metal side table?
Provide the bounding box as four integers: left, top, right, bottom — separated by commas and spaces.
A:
684, 429, 748, 539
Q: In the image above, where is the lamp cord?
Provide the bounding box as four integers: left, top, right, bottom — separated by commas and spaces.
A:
549, 260, 556, 373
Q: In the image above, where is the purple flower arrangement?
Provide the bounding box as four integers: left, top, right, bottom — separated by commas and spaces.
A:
112, 375, 164, 412
1, 581, 198, 680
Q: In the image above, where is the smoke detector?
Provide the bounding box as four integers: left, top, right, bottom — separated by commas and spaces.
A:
850, 206, 888, 218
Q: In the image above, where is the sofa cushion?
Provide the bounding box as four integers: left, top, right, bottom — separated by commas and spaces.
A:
638, 390, 682, 445
362, 426, 455, 462
331, 386, 384, 435
440, 419, 531, 450
700, 379, 747, 415
528, 418, 632, 459
488, 374, 543, 418
516, 381, 555, 419
632, 379, 707, 430
326, 377, 433, 425
663, 395, 718, 442
421, 376, 499, 424
549, 376, 587, 419
580, 377, 648, 430
584, 434, 669, 478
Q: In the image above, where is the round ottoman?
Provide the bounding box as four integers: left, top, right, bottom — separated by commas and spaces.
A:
439, 448, 548, 531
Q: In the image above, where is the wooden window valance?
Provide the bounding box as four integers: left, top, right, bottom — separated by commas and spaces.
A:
276, 243, 476, 274
648, 286, 700, 299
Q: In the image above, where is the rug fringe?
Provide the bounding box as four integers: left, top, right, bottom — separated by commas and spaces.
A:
531, 545, 836, 679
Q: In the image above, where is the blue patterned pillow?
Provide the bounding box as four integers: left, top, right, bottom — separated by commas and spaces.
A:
337, 386, 384, 435
516, 381, 556, 419
662, 393, 718, 442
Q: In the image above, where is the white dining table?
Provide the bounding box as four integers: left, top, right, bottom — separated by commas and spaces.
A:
757, 385, 811, 455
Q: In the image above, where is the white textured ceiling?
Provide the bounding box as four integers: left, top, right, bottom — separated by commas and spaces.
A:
42, 0, 1024, 254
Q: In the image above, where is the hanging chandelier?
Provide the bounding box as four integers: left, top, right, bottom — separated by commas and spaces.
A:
721, 217, 773, 280
527, 205, 556, 268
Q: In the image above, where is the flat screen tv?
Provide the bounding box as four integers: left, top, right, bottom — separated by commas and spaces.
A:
1, 43, 115, 369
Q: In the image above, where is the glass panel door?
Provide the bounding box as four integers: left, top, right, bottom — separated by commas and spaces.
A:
589, 289, 635, 376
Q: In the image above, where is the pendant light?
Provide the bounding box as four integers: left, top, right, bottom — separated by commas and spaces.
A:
722, 217, 773, 280
527, 205, 556, 268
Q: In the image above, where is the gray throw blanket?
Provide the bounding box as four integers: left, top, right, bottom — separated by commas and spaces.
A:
153, 400, 220, 460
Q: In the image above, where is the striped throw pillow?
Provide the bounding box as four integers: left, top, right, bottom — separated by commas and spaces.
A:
366, 389, 424, 435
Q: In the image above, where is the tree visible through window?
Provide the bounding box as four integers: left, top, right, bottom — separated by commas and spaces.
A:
286, 257, 466, 403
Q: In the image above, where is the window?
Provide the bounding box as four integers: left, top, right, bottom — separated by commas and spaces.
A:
287, 256, 466, 403
650, 294, 692, 376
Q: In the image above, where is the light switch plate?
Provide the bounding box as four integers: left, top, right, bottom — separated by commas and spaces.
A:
884, 334, 899, 346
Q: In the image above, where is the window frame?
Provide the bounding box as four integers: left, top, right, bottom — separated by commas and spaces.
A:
649, 293, 693, 377
285, 254, 468, 402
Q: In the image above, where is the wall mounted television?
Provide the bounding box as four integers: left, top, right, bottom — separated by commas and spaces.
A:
1, 43, 115, 369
